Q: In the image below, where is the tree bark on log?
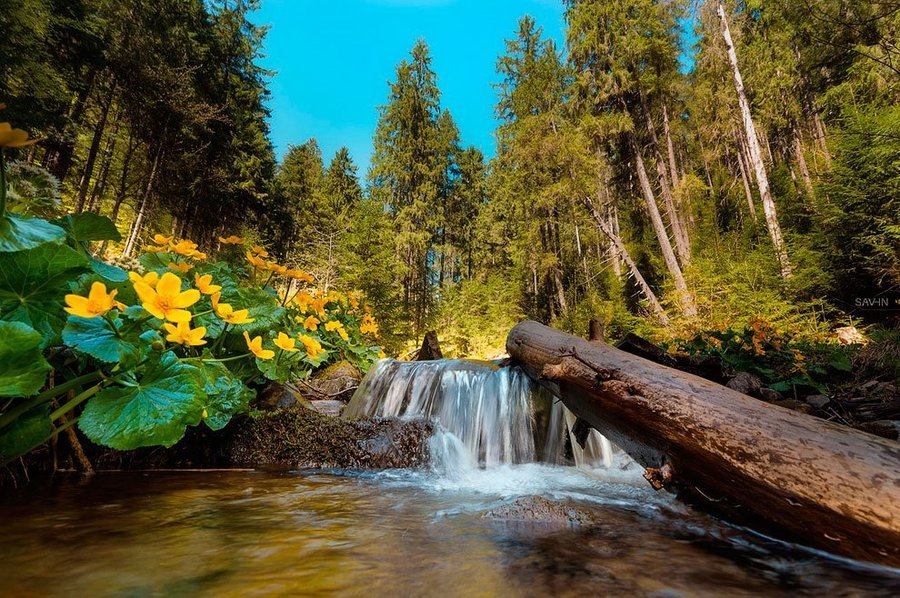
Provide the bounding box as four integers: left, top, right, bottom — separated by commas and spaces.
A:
416, 331, 443, 361
506, 320, 900, 567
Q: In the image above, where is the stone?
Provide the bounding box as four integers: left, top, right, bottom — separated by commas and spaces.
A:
301, 361, 361, 401
726, 372, 762, 396
308, 399, 345, 417
858, 420, 900, 441
254, 382, 311, 411
805, 394, 830, 409
835, 325, 867, 345
758, 387, 782, 402
773, 399, 812, 414
481, 496, 601, 528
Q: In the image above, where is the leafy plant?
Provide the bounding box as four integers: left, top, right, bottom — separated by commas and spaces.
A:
0, 130, 385, 464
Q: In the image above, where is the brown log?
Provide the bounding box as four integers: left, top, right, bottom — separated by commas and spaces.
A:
507, 320, 900, 567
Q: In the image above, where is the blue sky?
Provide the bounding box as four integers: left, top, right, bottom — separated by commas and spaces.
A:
252, 0, 567, 171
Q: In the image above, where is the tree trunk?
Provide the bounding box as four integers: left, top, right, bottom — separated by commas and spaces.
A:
638, 97, 691, 266
75, 77, 117, 213
718, 2, 792, 278
86, 110, 122, 213
734, 132, 758, 222
661, 104, 680, 187
416, 331, 443, 361
630, 134, 696, 317
123, 145, 162, 257
584, 196, 670, 326
813, 111, 831, 168
793, 131, 816, 204
506, 320, 900, 568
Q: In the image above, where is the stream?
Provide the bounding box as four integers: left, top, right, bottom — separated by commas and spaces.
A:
1, 359, 898, 596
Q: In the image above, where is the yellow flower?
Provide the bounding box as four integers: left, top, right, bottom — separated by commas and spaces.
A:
194, 273, 222, 295
129, 271, 159, 288
0, 122, 40, 148
218, 235, 244, 245
298, 334, 324, 359
133, 272, 200, 322
211, 292, 254, 325
349, 296, 360, 309
144, 244, 170, 252
152, 233, 174, 246
294, 291, 313, 313
360, 314, 378, 337
171, 239, 199, 257
163, 321, 207, 346
192, 251, 208, 260
267, 262, 288, 276
64, 282, 119, 318
246, 251, 268, 270
303, 315, 320, 331
202, 408, 209, 419
310, 296, 328, 318
273, 332, 298, 352
251, 245, 269, 258
378, 350, 386, 359
244, 331, 275, 360
286, 269, 314, 283
338, 328, 349, 341
324, 320, 343, 332
168, 261, 192, 273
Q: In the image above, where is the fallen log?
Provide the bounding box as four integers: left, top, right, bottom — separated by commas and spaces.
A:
506, 320, 900, 567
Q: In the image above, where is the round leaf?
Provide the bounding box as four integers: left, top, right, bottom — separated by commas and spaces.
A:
0, 243, 91, 346
0, 321, 51, 397
0, 213, 67, 253
78, 352, 205, 450
62, 314, 143, 366
51, 213, 122, 242
0, 404, 52, 463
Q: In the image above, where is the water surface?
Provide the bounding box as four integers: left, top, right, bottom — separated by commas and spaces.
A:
2, 467, 898, 597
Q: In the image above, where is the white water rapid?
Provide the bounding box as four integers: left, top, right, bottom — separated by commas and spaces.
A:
343, 358, 628, 475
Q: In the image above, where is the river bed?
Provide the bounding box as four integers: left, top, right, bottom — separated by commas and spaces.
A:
1, 466, 898, 596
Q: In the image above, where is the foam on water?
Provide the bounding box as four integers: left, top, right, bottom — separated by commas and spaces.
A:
344, 358, 634, 480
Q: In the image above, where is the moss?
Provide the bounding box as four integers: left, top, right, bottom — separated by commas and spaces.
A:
229, 408, 433, 469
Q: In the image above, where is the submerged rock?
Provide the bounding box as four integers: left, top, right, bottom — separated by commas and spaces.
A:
229, 407, 433, 469
482, 496, 601, 528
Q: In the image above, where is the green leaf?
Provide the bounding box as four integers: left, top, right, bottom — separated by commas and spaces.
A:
0, 321, 51, 397
52, 213, 122, 242
225, 286, 285, 333
197, 361, 252, 430
62, 314, 143, 366
0, 243, 91, 346
78, 351, 205, 450
0, 404, 52, 463
255, 353, 296, 382
0, 213, 67, 253
90, 257, 129, 282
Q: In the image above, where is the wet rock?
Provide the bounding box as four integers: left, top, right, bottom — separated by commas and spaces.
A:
229, 408, 433, 469
255, 382, 311, 411
482, 496, 601, 528
301, 361, 361, 401
308, 399, 345, 417
758, 388, 782, 402
726, 372, 762, 397
805, 394, 830, 410
857, 420, 900, 441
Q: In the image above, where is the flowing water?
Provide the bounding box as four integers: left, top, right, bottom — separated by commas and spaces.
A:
1, 359, 899, 596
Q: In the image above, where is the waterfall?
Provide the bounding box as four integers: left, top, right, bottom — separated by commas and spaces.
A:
344, 358, 620, 471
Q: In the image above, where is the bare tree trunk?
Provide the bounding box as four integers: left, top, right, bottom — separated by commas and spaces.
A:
661, 104, 680, 186
813, 111, 831, 168
718, 1, 792, 278
86, 111, 122, 213
733, 129, 758, 222
584, 196, 670, 326
75, 77, 117, 213
793, 131, 816, 204
123, 145, 162, 257
631, 134, 696, 317
607, 200, 623, 278
638, 96, 691, 266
